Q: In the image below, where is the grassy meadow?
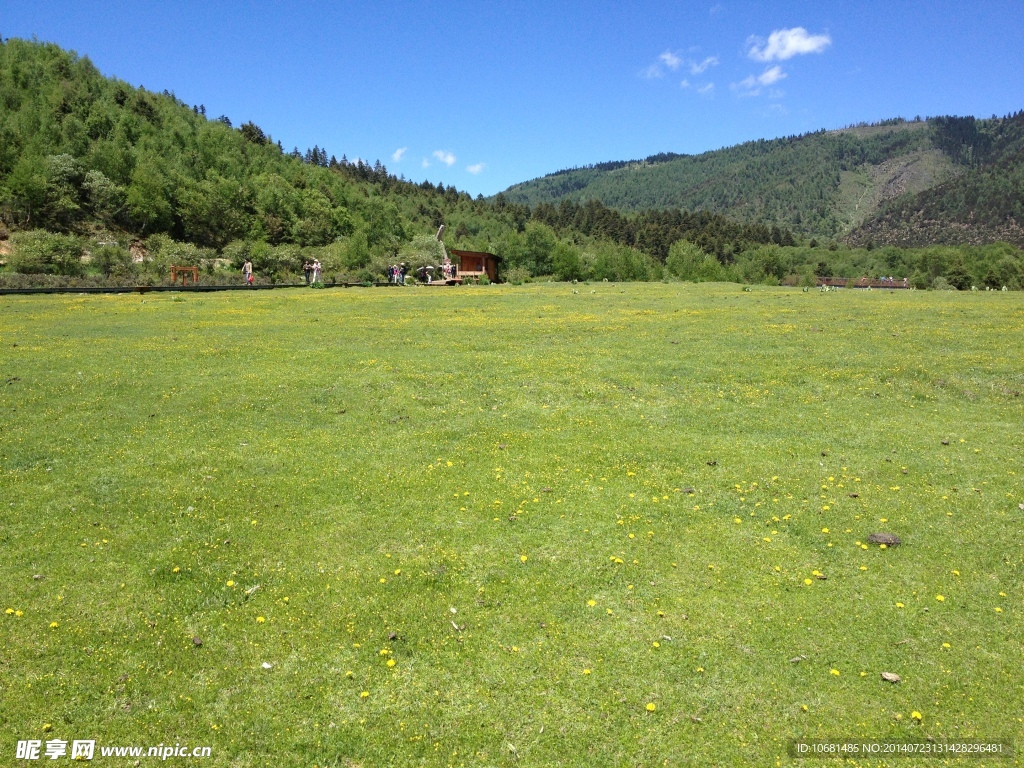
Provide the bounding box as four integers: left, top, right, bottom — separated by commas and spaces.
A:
0, 282, 1022, 767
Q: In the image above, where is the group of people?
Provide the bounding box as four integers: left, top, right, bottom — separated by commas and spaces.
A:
303, 260, 323, 285
388, 263, 408, 284
244, 258, 322, 286
415, 258, 457, 284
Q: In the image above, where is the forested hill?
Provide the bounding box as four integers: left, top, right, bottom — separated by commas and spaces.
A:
0, 36, 792, 282
501, 115, 1024, 245
847, 115, 1024, 247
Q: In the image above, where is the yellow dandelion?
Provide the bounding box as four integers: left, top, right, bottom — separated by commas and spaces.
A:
15, 610, 23, 617
4, 608, 13, 615
379, 578, 386, 583
49, 622, 59, 629
628, 533, 635, 539
942, 642, 951, 648
656, 610, 665, 617
859, 566, 868, 571
520, 555, 528, 563
935, 595, 945, 602
896, 602, 905, 608
733, 517, 742, 524
645, 703, 656, 712
345, 670, 354, 678
696, 667, 704, 673
226, 580, 235, 587
801, 705, 808, 712
587, 600, 596, 607
951, 570, 960, 576
652, 641, 660, 648
606, 609, 613, 615
803, 578, 813, 586
911, 711, 922, 721
995, 607, 1003, 613
830, 669, 840, 676
256, 616, 266, 623
360, 691, 369, 698
821, 527, 829, 533
172, 567, 181, 574
386, 659, 396, 667
582, 669, 591, 675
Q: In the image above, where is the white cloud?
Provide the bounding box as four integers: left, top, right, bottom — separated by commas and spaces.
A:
748, 27, 831, 62
433, 150, 456, 166
689, 56, 719, 74
659, 51, 683, 71
758, 65, 786, 85
642, 62, 664, 79
732, 65, 787, 96
421, 158, 431, 168
680, 79, 691, 89
466, 163, 485, 175
391, 147, 407, 162
697, 82, 715, 95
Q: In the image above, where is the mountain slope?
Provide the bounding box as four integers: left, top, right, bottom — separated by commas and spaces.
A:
502, 115, 1024, 244
847, 114, 1024, 247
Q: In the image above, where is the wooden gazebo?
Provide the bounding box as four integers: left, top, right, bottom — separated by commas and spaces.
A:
450, 249, 500, 283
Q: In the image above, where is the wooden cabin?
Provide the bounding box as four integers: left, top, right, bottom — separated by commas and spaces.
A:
450, 249, 500, 282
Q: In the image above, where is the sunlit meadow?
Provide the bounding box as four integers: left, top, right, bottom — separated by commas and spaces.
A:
1, 283, 1021, 767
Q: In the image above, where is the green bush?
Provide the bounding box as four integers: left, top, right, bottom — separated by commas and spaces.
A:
505, 266, 530, 285
8, 230, 83, 275
91, 242, 134, 277
666, 240, 725, 282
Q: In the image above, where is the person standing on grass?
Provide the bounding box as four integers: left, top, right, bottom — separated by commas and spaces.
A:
399, 262, 407, 285
303, 261, 312, 285
243, 258, 254, 286
312, 259, 322, 284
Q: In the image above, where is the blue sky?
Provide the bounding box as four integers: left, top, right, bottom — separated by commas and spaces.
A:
2, 1, 1022, 195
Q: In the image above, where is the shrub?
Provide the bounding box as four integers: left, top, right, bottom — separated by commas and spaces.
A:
8, 230, 83, 275
505, 266, 530, 285
91, 242, 134, 277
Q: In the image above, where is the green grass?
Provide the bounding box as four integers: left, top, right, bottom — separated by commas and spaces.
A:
1, 283, 1022, 767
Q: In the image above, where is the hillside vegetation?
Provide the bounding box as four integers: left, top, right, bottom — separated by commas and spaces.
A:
0, 37, 785, 286
0, 37, 1021, 290
503, 115, 1024, 246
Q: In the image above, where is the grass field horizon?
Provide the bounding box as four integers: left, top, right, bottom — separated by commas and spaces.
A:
1, 283, 1021, 767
